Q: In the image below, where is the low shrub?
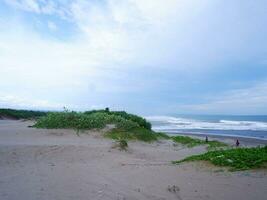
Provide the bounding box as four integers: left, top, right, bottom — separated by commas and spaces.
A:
34, 111, 139, 131
0, 108, 47, 119
171, 135, 227, 149
109, 111, 151, 130
118, 139, 128, 151
84, 109, 151, 130
154, 132, 171, 139
171, 135, 204, 147
173, 146, 267, 171
105, 127, 158, 142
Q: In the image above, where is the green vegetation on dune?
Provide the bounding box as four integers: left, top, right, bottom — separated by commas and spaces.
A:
84, 109, 151, 130
105, 127, 158, 142
173, 146, 267, 171
109, 111, 151, 130
34, 110, 228, 145
34, 109, 157, 142
4, 107, 226, 147
206, 140, 228, 150
34, 111, 140, 130
0, 108, 47, 119
171, 135, 227, 149
154, 132, 171, 139
172, 135, 204, 147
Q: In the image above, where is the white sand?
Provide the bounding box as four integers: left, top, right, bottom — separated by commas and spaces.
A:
0, 120, 266, 200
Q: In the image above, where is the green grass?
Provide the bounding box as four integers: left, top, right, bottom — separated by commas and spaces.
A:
207, 140, 228, 150
171, 135, 204, 147
34, 111, 139, 130
84, 109, 151, 130
0, 108, 47, 119
105, 127, 158, 142
171, 135, 227, 149
154, 132, 171, 139
172, 146, 267, 171
33, 109, 160, 143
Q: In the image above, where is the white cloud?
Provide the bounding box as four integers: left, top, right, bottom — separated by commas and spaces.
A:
176, 81, 267, 114
47, 20, 57, 31
40, 0, 56, 14
3, 0, 263, 72
1, 0, 267, 112
0, 93, 62, 110
0, 90, 109, 111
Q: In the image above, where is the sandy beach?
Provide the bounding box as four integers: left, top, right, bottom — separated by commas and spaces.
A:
0, 120, 266, 200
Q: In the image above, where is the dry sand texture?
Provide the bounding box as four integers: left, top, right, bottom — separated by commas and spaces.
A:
0, 120, 266, 200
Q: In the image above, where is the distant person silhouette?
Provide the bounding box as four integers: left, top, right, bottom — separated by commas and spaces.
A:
236, 139, 240, 147
205, 136, 208, 143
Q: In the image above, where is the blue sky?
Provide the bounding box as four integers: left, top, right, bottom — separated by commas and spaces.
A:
0, 0, 267, 115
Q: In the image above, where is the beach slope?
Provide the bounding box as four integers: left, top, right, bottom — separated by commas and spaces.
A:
0, 120, 266, 200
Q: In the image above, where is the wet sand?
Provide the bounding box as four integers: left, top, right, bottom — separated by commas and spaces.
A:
0, 120, 266, 200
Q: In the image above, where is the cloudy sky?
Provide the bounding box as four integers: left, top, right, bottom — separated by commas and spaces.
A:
0, 0, 267, 115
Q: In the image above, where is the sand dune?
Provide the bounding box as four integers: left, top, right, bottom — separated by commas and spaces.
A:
0, 120, 266, 200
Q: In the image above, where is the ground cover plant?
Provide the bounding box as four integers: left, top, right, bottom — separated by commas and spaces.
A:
172, 135, 204, 147
104, 127, 158, 142
154, 132, 171, 139
34, 111, 140, 130
0, 108, 47, 119
172, 146, 267, 171
34, 109, 158, 142
84, 108, 151, 130
171, 135, 227, 150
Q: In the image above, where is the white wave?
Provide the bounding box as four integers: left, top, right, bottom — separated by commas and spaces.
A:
146, 116, 267, 131
146, 116, 194, 124
219, 120, 267, 129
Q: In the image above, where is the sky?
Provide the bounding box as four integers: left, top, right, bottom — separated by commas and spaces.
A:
0, 0, 267, 115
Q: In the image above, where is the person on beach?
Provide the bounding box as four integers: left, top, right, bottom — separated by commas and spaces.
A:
205, 136, 208, 142
236, 139, 240, 147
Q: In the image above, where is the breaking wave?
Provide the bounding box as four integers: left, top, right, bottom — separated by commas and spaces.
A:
146, 116, 267, 131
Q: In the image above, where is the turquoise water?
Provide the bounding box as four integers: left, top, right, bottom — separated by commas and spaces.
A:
146, 115, 267, 140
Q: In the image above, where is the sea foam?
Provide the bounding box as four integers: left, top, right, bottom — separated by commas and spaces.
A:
146, 116, 267, 131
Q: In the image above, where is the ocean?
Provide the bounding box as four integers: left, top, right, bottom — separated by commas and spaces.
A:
146, 115, 267, 140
